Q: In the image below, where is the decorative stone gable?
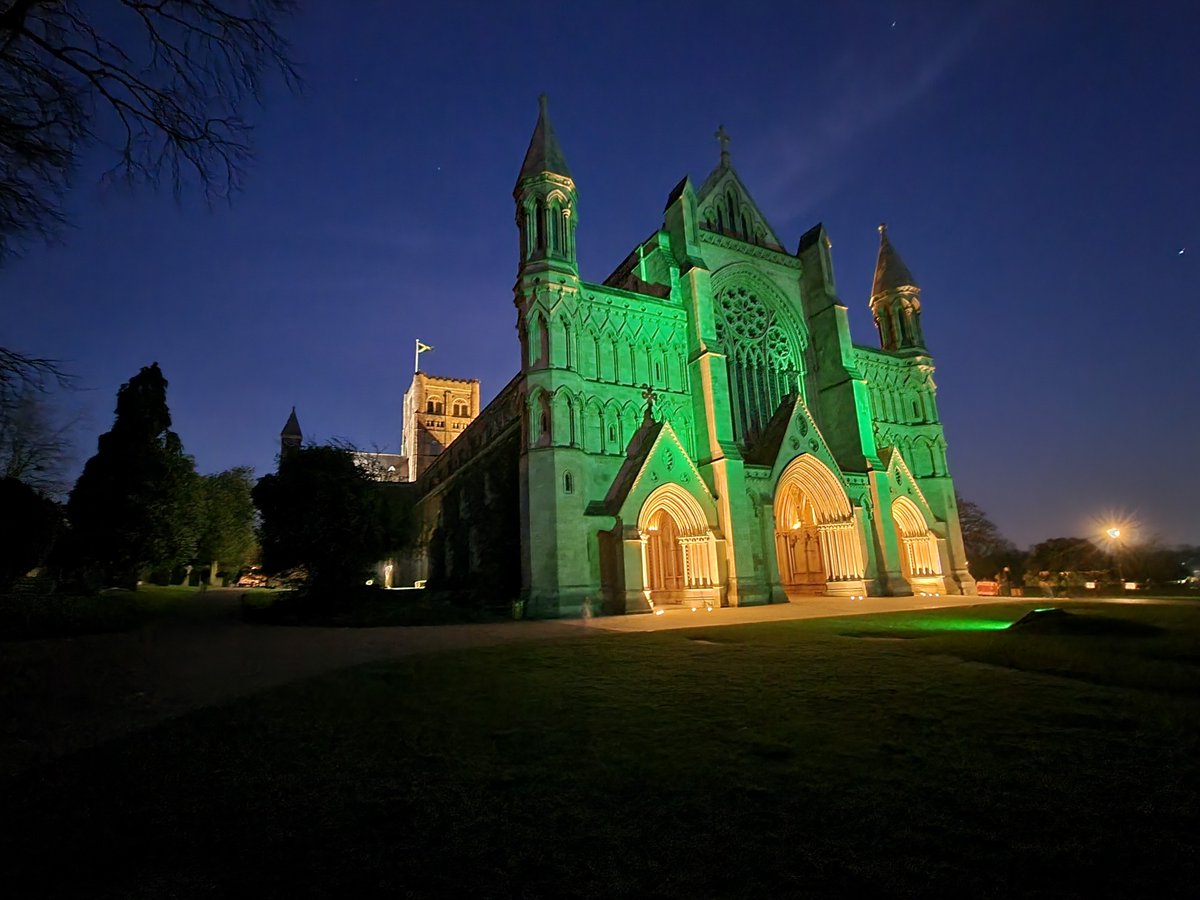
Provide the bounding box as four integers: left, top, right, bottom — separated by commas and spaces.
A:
766, 396, 851, 497
696, 167, 784, 250
599, 420, 717, 529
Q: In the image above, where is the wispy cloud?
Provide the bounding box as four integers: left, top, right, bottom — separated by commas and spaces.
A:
752, 5, 995, 225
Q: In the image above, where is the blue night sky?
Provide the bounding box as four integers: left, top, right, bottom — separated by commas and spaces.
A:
4, 1, 1198, 549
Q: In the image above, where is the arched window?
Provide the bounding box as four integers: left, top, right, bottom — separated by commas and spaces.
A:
608, 424, 617, 443
713, 280, 805, 446
547, 200, 560, 256
563, 472, 574, 494
426, 400, 435, 413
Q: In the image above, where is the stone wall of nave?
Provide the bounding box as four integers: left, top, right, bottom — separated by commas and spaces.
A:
419, 423, 522, 601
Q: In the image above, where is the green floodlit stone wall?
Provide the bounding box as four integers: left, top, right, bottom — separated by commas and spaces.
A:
412, 102, 976, 615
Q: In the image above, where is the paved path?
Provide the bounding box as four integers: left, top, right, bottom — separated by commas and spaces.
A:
0, 590, 1027, 775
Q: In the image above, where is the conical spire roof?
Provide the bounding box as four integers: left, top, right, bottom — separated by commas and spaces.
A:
517, 94, 572, 183
281, 406, 301, 438
871, 223, 919, 299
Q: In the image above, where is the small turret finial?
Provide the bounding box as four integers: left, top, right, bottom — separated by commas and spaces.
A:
878, 222, 888, 236
538, 93, 548, 114
715, 125, 731, 168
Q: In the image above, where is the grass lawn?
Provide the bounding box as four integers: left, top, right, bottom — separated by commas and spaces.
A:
3, 601, 1198, 897
0, 584, 206, 641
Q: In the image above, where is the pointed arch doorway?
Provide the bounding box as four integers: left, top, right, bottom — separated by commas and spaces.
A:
774, 455, 868, 598
637, 484, 720, 608
891, 496, 946, 595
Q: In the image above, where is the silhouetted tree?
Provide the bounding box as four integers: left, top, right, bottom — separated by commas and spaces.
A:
956, 493, 1022, 579
0, 475, 62, 590
0, 381, 74, 496
196, 466, 258, 585
0, 0, 298, 261
1121, 542, 1193, 585
1026, 537, 1107, 576
253, 445, 401, 597
67, 363, 199, 589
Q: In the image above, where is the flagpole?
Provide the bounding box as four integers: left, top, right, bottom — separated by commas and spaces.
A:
415, 339, 433, 374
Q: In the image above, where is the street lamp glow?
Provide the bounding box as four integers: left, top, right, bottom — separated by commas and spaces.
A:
1106, 527, 1121, 540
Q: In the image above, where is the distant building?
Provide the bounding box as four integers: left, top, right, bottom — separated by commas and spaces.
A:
279, 370, 480, 484
280, 407, 302, 458
354, 452, 407, 483
401, 373, 481, 481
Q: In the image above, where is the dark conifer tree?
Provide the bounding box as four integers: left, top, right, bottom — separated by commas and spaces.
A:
253, 445, 400, 597
67, 363, 199, 589
0, 476, 62, 590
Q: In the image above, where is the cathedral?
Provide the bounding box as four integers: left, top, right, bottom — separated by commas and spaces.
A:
394, 96, 976, 616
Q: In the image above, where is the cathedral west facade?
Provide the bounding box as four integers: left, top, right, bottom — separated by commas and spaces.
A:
408, 97, 976, 616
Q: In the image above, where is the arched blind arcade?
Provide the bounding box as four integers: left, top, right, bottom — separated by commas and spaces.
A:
713, 281, 805, 446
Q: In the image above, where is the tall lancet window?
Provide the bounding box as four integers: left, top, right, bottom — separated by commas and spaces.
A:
535, 200, 547, 251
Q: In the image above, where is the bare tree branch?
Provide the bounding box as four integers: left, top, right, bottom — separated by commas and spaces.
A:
0, 0, 298, 262
0, 381, 76, 495
0, 346, 70, 399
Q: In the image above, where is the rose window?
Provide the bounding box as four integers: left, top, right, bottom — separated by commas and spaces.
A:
713, 281, 805, 447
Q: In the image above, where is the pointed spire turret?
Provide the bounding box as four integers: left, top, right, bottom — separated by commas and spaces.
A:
281, 406, 301, 437
513, 95, 578, 282
871, 223, 918, 300
869, 224, 926, 352
280, 406, 302, 459
517, 94, 572, 185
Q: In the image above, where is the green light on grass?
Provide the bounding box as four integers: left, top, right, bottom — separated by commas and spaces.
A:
908, 618, 1012, 632
873, 616, 1014, 632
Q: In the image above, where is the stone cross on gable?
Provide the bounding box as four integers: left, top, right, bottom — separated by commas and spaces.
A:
641, 383, 658, 420
715, 125, 731, 167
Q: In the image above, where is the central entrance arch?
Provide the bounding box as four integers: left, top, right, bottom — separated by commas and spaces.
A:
774, 455, 867, 597
637, 483, 720, 607
775, 485, 826, 592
